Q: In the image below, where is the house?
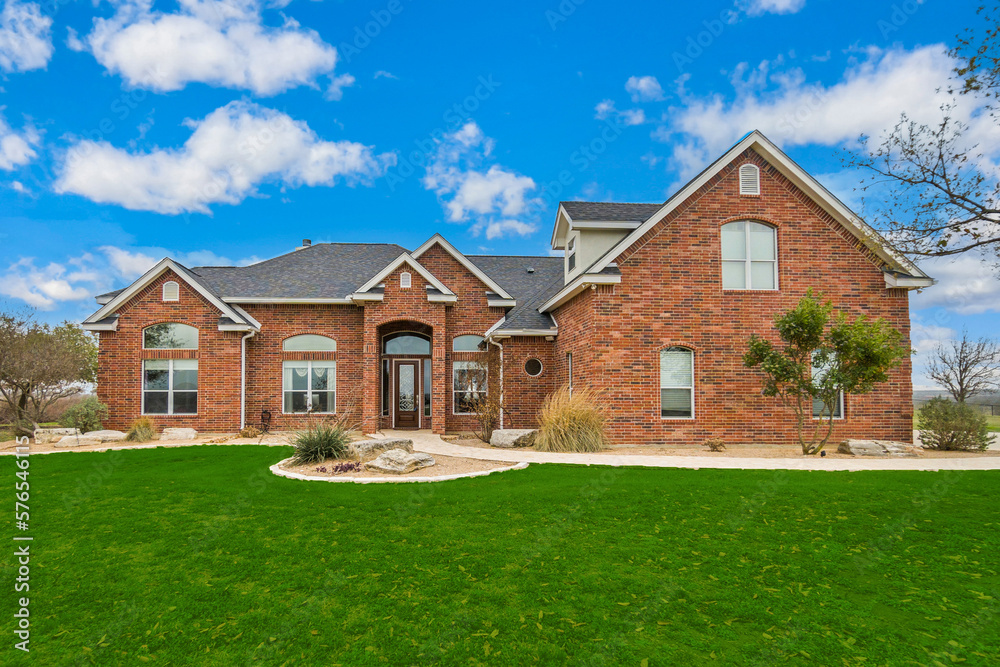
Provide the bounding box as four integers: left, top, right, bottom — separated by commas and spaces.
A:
83, 131, 933, 444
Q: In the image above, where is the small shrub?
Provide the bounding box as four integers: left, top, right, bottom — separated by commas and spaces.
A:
317, 461, 362, 475
291, 424, 352, 465
703, 438, 726, 452
534, 385, 608, 453
125, 417, 157, 443
239, 426, 262, 438
919, 398, 991, 451
59, 396, 109, 434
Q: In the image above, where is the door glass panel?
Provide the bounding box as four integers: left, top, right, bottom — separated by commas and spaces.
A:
398, 365, 415, 411
423, 359, 431, 416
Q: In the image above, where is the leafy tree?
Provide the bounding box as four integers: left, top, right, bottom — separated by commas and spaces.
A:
743, 291, 908, 455
0, 307, 98, 437
846, 7, 1000, 261
927, 330, 1000, 402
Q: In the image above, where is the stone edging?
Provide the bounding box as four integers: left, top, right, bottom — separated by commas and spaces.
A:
269, 457, 530, 484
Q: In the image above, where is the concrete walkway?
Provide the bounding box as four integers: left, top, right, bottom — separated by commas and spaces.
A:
375, 430, 1000, 472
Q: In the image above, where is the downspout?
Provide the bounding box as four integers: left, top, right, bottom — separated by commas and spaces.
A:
240, 330, 256, 430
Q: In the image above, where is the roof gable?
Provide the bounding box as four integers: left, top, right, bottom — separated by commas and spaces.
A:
411, 234, 514, 300
353, 252, 457, 303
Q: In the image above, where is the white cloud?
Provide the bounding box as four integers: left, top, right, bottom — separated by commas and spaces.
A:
910, 252, 1000, 315
620, 108, 646, 126
657, 45, 986, 179
100, 245, 157, 279
373, 70, 397, 80
0, 111, 40, 170
0, 0, 52, 73
422, 121, 538, 238
594, 100, 646, 126
325, 72, 355, 101
625, 75, 664, 102
56, 100, 394, 214
74, 0, 339, 96
0, 257, 98, 309
10, 180, 27, 193
743, 0, 806, 16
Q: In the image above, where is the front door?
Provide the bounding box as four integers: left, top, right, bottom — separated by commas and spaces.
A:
393, 360, 420, 429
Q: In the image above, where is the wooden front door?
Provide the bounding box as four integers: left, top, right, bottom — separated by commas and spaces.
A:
393, 360, 420, 429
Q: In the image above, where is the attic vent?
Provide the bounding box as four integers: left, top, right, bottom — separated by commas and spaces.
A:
162, 281, 179, 302
526, 267, 535, 273
400, 272, 412, 289
739, 164, 760, 196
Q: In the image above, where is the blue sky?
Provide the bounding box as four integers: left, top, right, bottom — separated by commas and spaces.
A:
0, 0, 992, 389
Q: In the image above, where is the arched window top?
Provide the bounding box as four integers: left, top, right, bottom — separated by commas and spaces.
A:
721, 221, 777, 290
400, 272, 412, 289
143, 323, 198, 349
739, 163, 760, 195
162, 281, 179, 301
383, 332, 431, 355
283, 334, 337, 352
453, 335, 485, 352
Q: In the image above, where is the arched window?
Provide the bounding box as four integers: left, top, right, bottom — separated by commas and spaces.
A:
660, 346, 694, 419
283, 334, 337, 352
162, 281, 179, 301
143, 323, 198, 349
721, 221, 777, 290
383, 332, 431, 355
739, 163, 760, 195
453, 335, 484, 352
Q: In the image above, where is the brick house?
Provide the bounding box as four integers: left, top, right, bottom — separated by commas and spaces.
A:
83, 131, 933, 444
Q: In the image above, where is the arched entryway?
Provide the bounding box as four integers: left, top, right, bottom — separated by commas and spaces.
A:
378, 321, 433, 429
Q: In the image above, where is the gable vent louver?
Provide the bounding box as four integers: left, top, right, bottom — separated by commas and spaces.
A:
162, 281, 179, 301
739, 164, 760, 195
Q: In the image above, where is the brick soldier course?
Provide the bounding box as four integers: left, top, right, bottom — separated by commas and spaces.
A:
84, 131, 933, 444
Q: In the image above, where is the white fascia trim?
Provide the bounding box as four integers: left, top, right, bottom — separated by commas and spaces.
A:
95, 294, 114, 305
355, 253, 455, 297
569, 220, 643, 230
489, 329, 559, 339
82, 320, 119, 332
84, 258, 251, 328
228, 303, 261, 330
538, 273, 622, 313
551, 204, 572, 250
487, 297, 517, 308
428, 293, 458, 303
586, 130, 931, 281
411, 234, 513, 299
884, 272, 936, 289
484, 316, 506, 338
219, 323, 256, 332
223, 297, 354, 305
348, 293, 385, 302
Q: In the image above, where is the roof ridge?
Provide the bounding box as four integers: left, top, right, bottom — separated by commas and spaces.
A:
560, 200, 661, 205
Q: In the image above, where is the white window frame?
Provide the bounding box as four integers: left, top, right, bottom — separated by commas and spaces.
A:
282, 334, 336, 352
400, 272, 412, 289
282, 360, 337, 415
660, 347, 694, 420
739, 163, 760, 195
452, 360, 487, 415
811, 352, 844, 420
162, 281, 179, 302
142, 359, 198, 416
567, 236, 577, 272
524, 358, 543, 377
721, 221, 778, 291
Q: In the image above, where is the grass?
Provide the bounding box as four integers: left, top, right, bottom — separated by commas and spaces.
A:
3, 446, 999, 665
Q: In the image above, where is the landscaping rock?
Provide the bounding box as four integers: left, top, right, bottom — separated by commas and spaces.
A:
54, 434, 103, 448
365, 449, 435, 474
83, 430, 127, 443
490, 429, 537, 448
34, 427, 79, 444
349, 438, 413, 462
838, 439, 918, 458
161, 427, 198, 441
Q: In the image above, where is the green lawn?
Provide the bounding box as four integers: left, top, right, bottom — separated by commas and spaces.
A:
3, 446, 999, 665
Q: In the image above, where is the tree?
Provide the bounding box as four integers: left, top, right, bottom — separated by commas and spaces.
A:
469, 343, 504, 444
743, 291, 909, 455
845, 7, 1000, 261
926, 330, 1000, 402
0, 307, 98, 436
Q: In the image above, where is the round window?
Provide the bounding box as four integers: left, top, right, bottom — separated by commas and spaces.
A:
524, 358, 543, 377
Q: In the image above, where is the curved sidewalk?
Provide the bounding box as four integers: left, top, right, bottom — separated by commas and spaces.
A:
382, 431, 1000, 472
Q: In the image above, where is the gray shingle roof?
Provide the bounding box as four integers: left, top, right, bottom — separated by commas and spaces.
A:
560, 201, 662, 222
467, 255, 564, 331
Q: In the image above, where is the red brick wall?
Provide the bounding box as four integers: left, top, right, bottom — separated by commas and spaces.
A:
501, 336, 558, 429
552, 148, 913, 445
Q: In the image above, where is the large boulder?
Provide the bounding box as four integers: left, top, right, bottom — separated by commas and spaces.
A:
161, 427, 198, 441
490, 429, 537, 449
349, 438, 413, 462
83, 430, 127, 443
34, 427, 80, 444
54, 434, 103, 448
366, 449, 435, 475
838, 439, 918, 458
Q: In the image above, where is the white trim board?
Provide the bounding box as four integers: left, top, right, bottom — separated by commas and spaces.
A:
411, 233, 514, 300
355, 253, 456, 299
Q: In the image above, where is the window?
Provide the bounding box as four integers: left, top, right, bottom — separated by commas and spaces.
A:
660, 347, 694, 418
525, 358, 543, 376
381, 360, 390, 416
162, 281, 179, 301
453, 361, 486, 414
566, 352, 573, 395
283, 361, 336, 414
143, 360, 197, 415
811, 352, 844, 419
400, 272, 412, 289
721, 221, 777, 290
739, 163, 760, 195
423, 358, 431, 417
283, 334, 336, 352
143, 323, 198, 349
453, 335, 484, 351
383, 333, 431, 355
567, 237, 577, 272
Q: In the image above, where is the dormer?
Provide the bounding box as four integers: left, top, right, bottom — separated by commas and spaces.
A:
551, 201, 662, 282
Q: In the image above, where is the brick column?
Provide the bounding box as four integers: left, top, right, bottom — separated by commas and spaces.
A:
361, 309, 380, 434
431, 307, 447, 434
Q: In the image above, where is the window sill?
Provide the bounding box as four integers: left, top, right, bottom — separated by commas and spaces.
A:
721, 288, 780, 293
661, 416, 695, 421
